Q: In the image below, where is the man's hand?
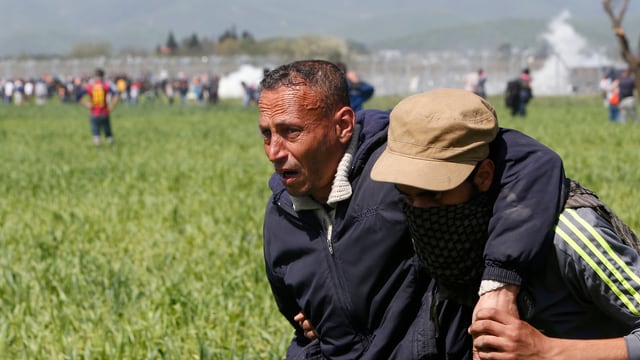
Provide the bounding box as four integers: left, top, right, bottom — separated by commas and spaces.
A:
294, 311, 318, 340
473, 284, 520, 322
469, 308, 551, 360
81, 99, 92, 110
346, 70, 360, 84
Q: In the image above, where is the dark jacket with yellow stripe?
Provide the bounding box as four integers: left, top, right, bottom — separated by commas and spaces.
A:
519, 205, 640, 358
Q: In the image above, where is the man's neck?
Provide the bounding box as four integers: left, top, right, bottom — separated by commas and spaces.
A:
290, 125, 361, 211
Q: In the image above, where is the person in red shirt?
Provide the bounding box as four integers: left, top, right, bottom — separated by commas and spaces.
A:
76, 68, 119, 146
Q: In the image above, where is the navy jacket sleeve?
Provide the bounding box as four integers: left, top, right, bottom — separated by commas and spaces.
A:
75, 88, 87, 102
483, 129, 568, 285
262, 199, 312, 356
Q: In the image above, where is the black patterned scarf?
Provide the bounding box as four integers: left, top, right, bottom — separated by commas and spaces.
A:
403, 193, 492, 306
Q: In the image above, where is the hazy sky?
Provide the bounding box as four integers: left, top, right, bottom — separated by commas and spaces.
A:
0, 0, 637, 55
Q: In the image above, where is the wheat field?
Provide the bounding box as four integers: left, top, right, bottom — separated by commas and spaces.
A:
1, 94, 638, 359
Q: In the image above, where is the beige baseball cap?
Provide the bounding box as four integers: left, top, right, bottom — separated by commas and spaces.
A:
371, 88, 498, 191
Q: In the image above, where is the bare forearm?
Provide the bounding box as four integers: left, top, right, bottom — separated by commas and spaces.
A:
545, 337, 627, 360
471, 309, 631, 360
109, 95, 119, 111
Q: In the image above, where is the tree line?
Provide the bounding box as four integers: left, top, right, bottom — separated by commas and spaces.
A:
60, 26, 366, 62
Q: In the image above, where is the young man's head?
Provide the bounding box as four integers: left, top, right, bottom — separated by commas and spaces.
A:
371, 88, 500, 305
371, 88, 498, 207
258, 60, 355, 204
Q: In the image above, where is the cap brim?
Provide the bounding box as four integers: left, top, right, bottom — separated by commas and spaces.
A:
371, 149, 477, 191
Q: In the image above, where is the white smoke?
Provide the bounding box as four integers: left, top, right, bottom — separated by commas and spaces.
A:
532, 10, 612, 95
218, 64, 265, 99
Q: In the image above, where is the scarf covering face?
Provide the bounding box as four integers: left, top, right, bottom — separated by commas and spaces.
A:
403, 193, 492, 306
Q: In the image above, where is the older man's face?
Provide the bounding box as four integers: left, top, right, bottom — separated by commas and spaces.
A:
258, 86, 348, 204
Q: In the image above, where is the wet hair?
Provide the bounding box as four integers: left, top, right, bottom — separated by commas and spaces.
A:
95, 68, 105, 78
259, 60, 350, 117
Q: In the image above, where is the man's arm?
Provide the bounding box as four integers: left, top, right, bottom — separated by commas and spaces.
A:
475, 129, 568, 319
470, 308, 628, 360
75, 89, 92, 109
80, 98, 92, 109
262, 207, 313, 356
555, 207, 640, 358
265, 262, 315, 357
108, 92, 119, 112
472, 207, 640, 359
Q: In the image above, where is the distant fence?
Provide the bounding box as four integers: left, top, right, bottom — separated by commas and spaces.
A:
0, 50, 616, 97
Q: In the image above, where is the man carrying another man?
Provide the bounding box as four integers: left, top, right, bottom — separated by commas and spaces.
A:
257, 60, 568, 359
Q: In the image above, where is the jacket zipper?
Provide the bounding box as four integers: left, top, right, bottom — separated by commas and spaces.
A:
277, 197, 361, 342
318, 209, 334, 255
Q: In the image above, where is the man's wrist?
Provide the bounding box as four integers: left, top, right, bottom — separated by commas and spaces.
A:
482, 266, 523, 287
478, 280, 509, 296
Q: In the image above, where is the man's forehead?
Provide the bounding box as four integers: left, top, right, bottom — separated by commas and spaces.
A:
260, 89, 325, 124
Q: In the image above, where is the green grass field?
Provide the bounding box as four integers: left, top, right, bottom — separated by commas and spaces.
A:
1, 95, 639, 359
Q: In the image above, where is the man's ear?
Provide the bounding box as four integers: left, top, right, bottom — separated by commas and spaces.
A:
334, 106, 355, 144
473, 159, 495, 192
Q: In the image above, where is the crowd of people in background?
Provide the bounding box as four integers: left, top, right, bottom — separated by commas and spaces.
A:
600, 67, 638, 124
2, 64, 636, 126
0, 71, 222, 107
2, 76, 51, 106
0, 63, 378, 111
459, 65, 636, 123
